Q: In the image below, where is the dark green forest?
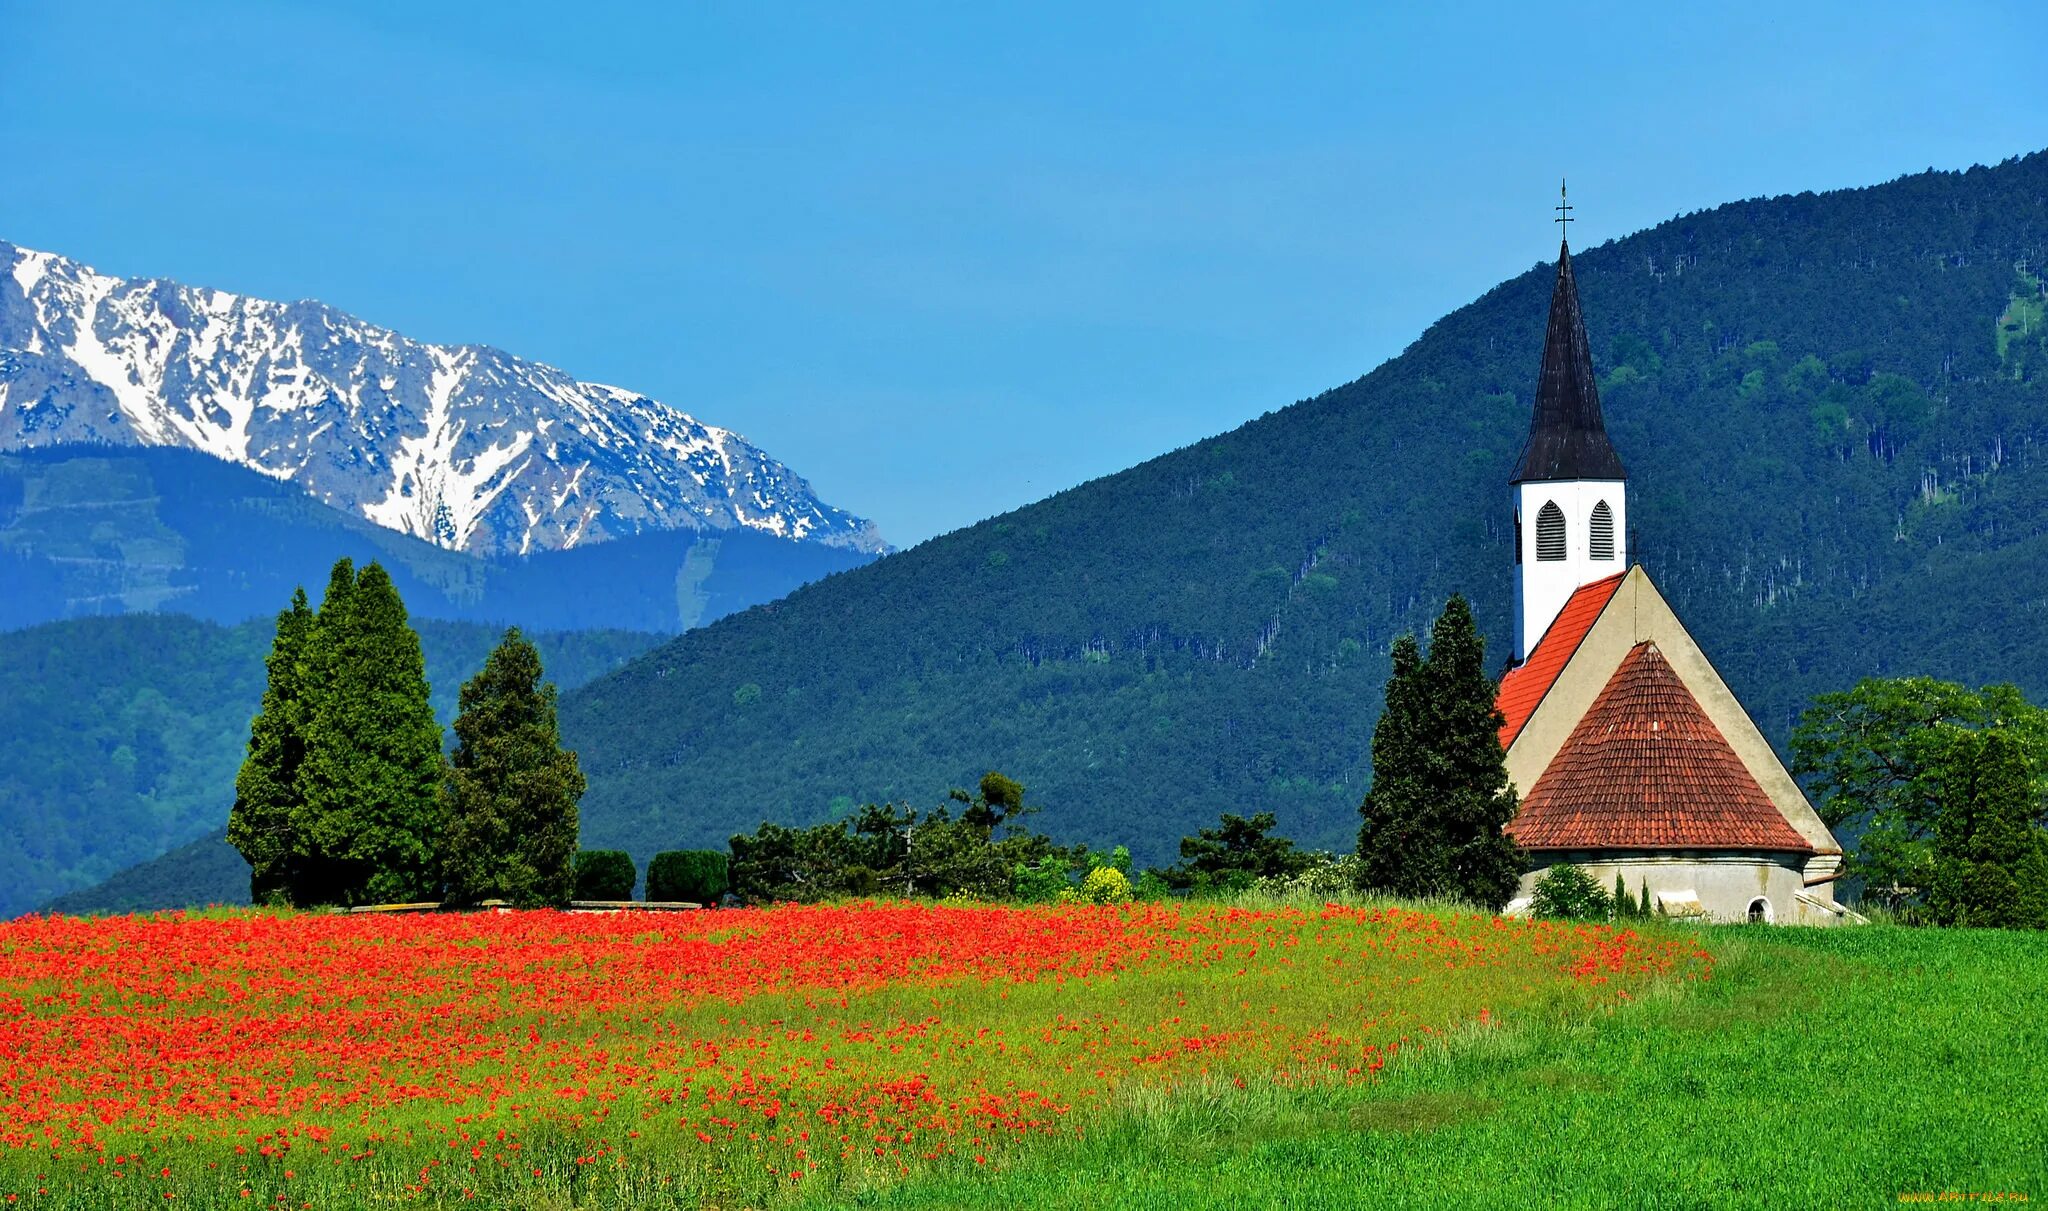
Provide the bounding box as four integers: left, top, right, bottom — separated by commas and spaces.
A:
559, 152, 2048, 872
0, 616, 661, 916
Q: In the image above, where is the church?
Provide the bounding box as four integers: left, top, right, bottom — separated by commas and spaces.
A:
1494, 228, 1856, 926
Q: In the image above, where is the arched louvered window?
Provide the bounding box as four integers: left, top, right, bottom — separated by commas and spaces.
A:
1514, 511, 1522, 565
1589, 500, 1616, 560
1535, 501, 1566, 561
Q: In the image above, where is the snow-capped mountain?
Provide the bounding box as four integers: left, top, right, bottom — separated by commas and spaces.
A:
0, 239, 885, 557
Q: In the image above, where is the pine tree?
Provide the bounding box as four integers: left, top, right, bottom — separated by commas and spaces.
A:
443, 629, 586, 908
1357, 596, 1525, 910
1614, 871, 1633, 919
1639, 879, 1653, 918
1358, 634, 1442, 896
294, 560, 446, 906
228, 587, 314, 905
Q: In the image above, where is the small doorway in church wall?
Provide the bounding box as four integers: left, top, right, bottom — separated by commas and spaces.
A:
1747, 897, 1773, 924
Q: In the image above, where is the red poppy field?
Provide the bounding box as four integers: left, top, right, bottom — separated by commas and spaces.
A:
0, 902, 1710, 1208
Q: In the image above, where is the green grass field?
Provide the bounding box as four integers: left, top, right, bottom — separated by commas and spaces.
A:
818, 923, 2047, 1210
2, 906, 2040, 1210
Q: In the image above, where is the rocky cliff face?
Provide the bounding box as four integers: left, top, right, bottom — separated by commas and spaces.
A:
0, 240, 885, 557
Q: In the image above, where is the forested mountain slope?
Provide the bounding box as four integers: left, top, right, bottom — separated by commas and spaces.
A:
562, 153, 2048, 869
0, 447, 875, 633
2, 616, 661, 917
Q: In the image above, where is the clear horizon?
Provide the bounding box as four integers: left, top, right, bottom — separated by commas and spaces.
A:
5, 1, 2045, 546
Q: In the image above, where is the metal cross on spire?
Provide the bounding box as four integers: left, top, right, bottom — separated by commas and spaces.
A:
1555, 178, 1573, 238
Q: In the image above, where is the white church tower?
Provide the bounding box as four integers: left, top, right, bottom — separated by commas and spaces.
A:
1510, 220, 1627, 662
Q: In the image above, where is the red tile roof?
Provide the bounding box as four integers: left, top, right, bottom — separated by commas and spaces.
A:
1505, 643, 1814, 853
1496, 571, 1627, 750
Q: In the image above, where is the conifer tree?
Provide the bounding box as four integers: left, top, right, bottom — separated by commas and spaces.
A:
228, 587, 314, 905
1358, 596, 1525, 910
1926, 729, 2048, 929
294, 560, 446, 906
1615, 871, 1632, 919
1357, 634, 1440, 896
443, 629, 586, 908
1421, 596, 1526, 910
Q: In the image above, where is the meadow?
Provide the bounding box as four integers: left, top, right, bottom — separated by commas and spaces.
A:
0, 902, 2039, 1209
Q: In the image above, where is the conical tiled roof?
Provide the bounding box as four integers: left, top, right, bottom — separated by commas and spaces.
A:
1506, 642, 1813, 852
1509, 240, 1627, 484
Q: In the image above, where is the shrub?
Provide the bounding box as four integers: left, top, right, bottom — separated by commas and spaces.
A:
1530, 865, 1611, 920
646, 850, 729, 904
573, 850, 637, 901
1011, 855, 1072, 903
1080, 866, 1132, 903
1256, 851, 1361, 898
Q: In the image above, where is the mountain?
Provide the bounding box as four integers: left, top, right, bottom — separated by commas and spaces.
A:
2, 613, 664, 918
0, 446, 874, 632
554, 153, 2048, 869
0, 238, 883, 557
55, 151, 2048, 911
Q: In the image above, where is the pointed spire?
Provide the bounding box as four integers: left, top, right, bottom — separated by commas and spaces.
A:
1509, 235, 1626, 483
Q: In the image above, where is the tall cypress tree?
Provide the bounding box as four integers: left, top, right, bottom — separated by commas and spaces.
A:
1357, 596, 1525, 910
1423, 596, 1526, 910
443, 629, 586, 908
228, 587, 314, 905
295, 559, 446, 906
1358, 633, 1442, 895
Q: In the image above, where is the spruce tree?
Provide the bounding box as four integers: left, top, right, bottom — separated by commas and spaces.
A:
228, 587, 314, 905
1615, 871, 1632, 919
443, 629, 586, 908
1358, 634, 1443, 895
1357, 596, 1525, 910
294, 560, 446, 906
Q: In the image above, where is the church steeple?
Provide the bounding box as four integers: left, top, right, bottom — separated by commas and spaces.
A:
1510, 191, 1629, 664
1510, 237, 1626, 483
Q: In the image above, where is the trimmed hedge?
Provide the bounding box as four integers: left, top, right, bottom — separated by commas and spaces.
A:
646, 850, 729, 904
572, 850, 637, 901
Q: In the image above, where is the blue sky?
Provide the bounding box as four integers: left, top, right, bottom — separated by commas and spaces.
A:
5, 2, 2045, 546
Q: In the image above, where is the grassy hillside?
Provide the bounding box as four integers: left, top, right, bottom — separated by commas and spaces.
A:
1, 615, 663, 917
562, 152, 2048, 869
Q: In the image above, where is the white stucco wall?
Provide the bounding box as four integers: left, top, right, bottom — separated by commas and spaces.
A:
1513, 851, 1834, 925
1513, 479, 1627, 661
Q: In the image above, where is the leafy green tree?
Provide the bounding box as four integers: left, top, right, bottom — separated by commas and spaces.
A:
1793, 676, 2048, 903
727, 772, 1067, 904
646, 850, 730, 904
442, 629, 585, 908
228, 588, 313, 906
1924, 730, 2048, 929
1011, 854, 1073, 902
293, 560, 447, 906
1161, 811, 1311, 891
1358, 597, 1524, 909
573, 850, 637, 901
